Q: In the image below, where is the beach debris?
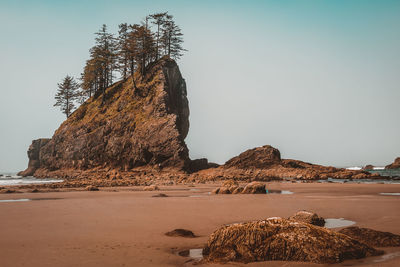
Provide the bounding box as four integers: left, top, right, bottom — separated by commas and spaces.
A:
288, 210, 325, 226
85, 185, 99, 191
339, 226, 400, 247
165, 228, 196, 238
203, 217, 382, 264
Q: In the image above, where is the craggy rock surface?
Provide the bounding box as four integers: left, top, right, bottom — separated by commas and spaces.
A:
165, 229, 196, 238
18, 138, 50, 177
339, 226, 400, 247
288, 210, 325, 226
213, 181, 265, 194
20, 57, 191, 177
386, 157, 400, 169
203, 218, 382, 264
191, 145, 381, 182
224, 145, 281, 169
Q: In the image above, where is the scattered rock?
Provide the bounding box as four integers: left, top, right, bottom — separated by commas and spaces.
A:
288, 210, 325, 226
203, 217, 382, 264
165, 229, 196, 238
143, 185, 159, 191
85, 185, 99, 191
152, 193, 168, 197
241, 182, 266, 194
30, 189, 40, 193
339, 226, 400, 247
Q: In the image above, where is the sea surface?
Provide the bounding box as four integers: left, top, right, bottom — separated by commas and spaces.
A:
0, 172, 63, 186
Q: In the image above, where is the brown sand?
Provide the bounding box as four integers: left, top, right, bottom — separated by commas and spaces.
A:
0, 182, 399, 267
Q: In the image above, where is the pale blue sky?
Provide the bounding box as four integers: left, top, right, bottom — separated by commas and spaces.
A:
1, 0, 399, 171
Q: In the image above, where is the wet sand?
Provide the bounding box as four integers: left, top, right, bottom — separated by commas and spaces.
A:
0, 182, 399, 267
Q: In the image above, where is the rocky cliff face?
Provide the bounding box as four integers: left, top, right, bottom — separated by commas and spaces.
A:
20, 57, 191, 177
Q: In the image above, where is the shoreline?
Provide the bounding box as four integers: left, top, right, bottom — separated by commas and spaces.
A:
0, 182, 399, 266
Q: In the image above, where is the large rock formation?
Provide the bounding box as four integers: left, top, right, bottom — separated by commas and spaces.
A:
20, 57, 191, 177
386, 157, 400, 169
18, 138, 50, 176
339, 226, 400, 247
190, 145, 380, 182
203, 218, 382, 264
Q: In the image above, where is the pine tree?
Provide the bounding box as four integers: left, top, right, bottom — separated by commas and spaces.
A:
160, 15, 186, 60
54, 75, 80, 118
117, 23, 129, 80
149, 12, 168, 60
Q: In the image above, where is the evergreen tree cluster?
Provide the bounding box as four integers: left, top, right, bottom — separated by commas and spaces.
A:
54, 12, 185, 118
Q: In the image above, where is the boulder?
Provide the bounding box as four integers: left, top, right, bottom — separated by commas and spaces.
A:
224, 145, 281, 169
339, 226, 400, 247
143, 185, 159, 191
85, 185, 99, 191
288, 210, 325, 226
165, 228, 196, 238
241, 182, 266, 194
203, 218, 382, 264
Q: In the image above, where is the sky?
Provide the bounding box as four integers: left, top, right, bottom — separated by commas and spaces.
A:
0, 0, 399, 172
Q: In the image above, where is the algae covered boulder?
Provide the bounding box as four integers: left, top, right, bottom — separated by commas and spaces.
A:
339, 226, 400, 247
203, 217, 382, 264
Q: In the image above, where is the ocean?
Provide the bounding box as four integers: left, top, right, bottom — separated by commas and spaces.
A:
0, 172, 63, 186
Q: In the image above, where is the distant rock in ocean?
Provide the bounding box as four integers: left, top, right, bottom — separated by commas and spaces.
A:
386, 157, 400, 169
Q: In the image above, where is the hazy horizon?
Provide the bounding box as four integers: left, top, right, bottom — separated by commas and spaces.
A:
1, 0, 399, 172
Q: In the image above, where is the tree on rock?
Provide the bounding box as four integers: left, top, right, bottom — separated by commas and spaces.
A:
54, 75, 80, 118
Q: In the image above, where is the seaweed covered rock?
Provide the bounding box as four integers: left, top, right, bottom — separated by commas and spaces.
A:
288, 210, 325, 226
203, 218, 382, 264
339, 226, 400, 247
20, 57, 191, 177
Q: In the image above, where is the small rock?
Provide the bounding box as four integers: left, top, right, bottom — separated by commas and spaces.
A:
165, 229, 196, 238
152, 193, 168, 197
288, 210, 325, 226
241, 182, 266, 194
85, 185, 99, 191
143, 185, 159, 191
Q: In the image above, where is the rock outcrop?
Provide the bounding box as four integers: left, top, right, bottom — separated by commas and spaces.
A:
288, 210, 325, 226
18, 138, 50, 176
190, 145, 380, 182
203, 218, 382, 264
339, 226, 400, 247
20, 57, 191, 177
386, 157, 400, 169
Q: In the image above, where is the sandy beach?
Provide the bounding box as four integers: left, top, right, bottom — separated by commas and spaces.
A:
0, 182, 399, 267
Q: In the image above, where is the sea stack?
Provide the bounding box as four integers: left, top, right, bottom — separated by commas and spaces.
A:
19, 57, 190, 177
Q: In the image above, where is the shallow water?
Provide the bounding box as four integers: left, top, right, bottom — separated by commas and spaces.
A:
380, 192, 400, 196
324, 218, 355, 228
318, 177, 400, 184
178, 248, 203, 259
0, 198, 61, 203
0, 173, 63, 186
0, 199, 30, 203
